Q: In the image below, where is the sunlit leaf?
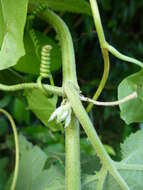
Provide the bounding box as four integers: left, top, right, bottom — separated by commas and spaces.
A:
0, 0, 28, 70
118, 70, 143, 124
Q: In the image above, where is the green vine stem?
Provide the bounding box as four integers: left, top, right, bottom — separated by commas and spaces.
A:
28, 2, 78, 88
105, 42, 143, 68
87, 0, 110, 112
86, 48, 109, 112
65, 81, 130, 190
65, 116, 81, 190
96, 166, 107, 190
0, 83, 63, 96
87, 0, 143, 112
0, 109, 19, 190
29, 3, 81, 190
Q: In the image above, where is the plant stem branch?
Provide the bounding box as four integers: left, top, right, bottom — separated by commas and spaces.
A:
86, 48, 109, 112
106, 42, 143, 68
28, 3, 78, 88
96, 166, 107, 190
65, 82, 130, 190
28, 3, 81, 189
82, 92, 137, 106
65, 115, 81, 190
87, 0, 110, 112
89, 0, 106, 45
0, 83, 64, 96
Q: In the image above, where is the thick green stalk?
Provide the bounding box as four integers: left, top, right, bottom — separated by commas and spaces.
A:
65, 82, 130, 190
29, 3, 81, 189
29, 3, 78, 88
65, 116, 81, 190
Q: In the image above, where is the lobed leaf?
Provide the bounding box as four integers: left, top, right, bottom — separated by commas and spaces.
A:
15, 134, 47, 190
81, 129, 143, 189
14, 135, 64, 190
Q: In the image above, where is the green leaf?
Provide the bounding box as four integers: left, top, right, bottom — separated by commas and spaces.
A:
31, 165, 64, 190
81, 130, 143, 190
26, 89, 63, 132
29, 0, 91, 15
81, 154, 101, 174
82, 174, 98, 190
118, 70, 143, 124
15, 134, 48, 190
121, 129, 143, 160
0, 0, 28, 70
14, 31, 62, 75
14, 135, 64, 190
0, 3, 5, 47
118, 129, 143, 189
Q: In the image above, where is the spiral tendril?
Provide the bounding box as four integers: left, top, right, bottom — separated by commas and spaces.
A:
40, 45, 52, 79
31, 4, 46, 19
37, 44, 54, 95
29, 29, 40, 58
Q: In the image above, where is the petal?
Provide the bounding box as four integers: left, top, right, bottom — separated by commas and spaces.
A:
48, 105, 66, 122
57, 110, 68, 123
65, 113, 71, 128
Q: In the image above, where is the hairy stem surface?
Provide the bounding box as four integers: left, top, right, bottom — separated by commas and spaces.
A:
65, 116, 81, 190
29, 3, 81, 189
29, 3, 78, 88
65, 82, 130, 190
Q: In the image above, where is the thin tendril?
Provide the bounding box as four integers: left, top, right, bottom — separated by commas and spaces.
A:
81, 92, 137, 106
0, 109, 19, 190
106, 43, 143, 68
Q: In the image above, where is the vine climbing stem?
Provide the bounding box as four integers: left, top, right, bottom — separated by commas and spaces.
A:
29, 2, 81, 190
87, 0, 110, 112
65, 82, 130, 190
28, 2, 132, 190
65, 116, 81, 190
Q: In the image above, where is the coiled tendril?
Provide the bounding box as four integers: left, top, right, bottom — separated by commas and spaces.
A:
28, 4, 47, 58
30, 4, 46, 20
29, 29, 40, 58
37, 45, 54, 95
40, 45, 52, 79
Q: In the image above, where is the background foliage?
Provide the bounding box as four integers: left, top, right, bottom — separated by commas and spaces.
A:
0, 0, 143, 189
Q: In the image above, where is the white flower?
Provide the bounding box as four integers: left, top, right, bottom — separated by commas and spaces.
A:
48, 100, 72, 128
